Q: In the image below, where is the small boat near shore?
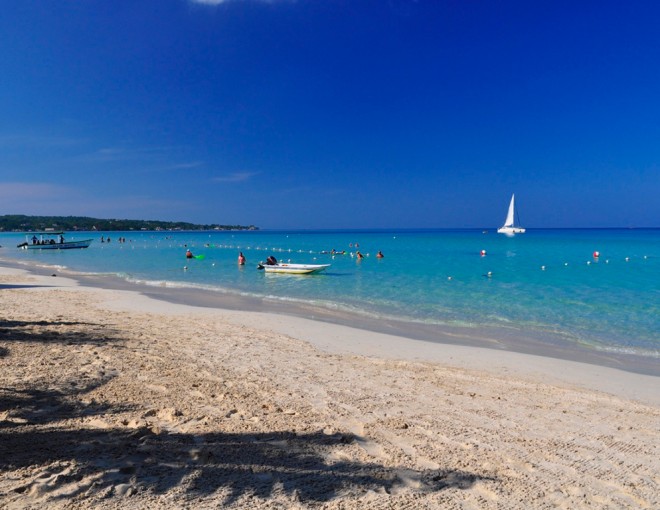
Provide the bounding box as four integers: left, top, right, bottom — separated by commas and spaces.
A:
17, 232, 93, 250
257, 262, 330, 274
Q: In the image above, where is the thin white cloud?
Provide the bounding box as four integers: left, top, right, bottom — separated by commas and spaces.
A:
97, 147, 125, 156
0, 134, 85, 148
0, 182, 74, 200
72, 195, 191, 218
137, 161, 205, 173
190, 0, 290, 5
212, 171, 259, 183
69, 146, 177, 165
0, 181, 83, 216
167, 161, 204, 170
0, 182, 189, 219
278, 185, 345, 197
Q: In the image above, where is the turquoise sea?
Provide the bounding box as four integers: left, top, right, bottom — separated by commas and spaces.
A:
1, 229, 658, 366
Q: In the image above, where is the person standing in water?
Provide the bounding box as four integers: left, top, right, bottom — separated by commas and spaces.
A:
238, 252, 246, 265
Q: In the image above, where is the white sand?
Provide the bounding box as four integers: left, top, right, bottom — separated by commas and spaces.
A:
1, 266, 658, 509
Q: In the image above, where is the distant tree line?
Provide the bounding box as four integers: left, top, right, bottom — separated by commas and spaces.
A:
0, 215, 258, 232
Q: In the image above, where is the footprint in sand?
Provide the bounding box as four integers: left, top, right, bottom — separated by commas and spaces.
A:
339, 417, 387, 459
155, 407, 183, 422
144, 384, 169, 394
379, 429, 440, 470
86, 418, 111, 429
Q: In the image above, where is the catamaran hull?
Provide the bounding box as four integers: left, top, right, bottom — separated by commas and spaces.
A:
259, 263, 330, 274
497, 227, 526, 235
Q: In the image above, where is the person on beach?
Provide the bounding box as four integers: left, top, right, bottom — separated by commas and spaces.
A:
186, 249, 194, 259
238, 252, 246, 265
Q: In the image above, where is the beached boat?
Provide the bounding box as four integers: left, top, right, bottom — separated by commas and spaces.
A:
497, 194, 526, 235
17, 232, 93, 250
257, 262, 330, 274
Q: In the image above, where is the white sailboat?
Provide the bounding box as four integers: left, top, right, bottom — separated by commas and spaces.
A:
497, 194, 526, 235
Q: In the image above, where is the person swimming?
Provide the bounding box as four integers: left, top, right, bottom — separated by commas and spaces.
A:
186, 249, 194, 259
376, 250, 384, 258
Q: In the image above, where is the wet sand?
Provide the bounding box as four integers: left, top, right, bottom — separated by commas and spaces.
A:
0, 265, 658, 509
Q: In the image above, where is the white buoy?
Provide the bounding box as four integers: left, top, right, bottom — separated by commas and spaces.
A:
541, 265, 546, 270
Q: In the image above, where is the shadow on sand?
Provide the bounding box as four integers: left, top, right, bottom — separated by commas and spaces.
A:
0, 284, 56, 291
0, 318, 496, 505
0, 318, 111, 346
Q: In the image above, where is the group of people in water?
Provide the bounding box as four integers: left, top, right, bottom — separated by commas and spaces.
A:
327, 249, 383, 260
185, 246, 383, 265
99, 236, 128, 243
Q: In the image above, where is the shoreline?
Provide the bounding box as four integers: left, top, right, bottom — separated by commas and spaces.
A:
1, 261, 658, 405
2, 254, 659, 379
1, 263, 659, 508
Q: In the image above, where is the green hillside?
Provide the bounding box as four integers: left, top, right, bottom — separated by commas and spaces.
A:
0, 215, 258, 232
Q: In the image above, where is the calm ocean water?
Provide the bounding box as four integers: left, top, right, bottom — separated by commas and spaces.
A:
1, 229, 658, 360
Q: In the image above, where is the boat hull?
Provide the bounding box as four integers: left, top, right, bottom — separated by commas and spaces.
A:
497, 227, 526, 235
20, 240, 93, 250
259, 263, 330, 274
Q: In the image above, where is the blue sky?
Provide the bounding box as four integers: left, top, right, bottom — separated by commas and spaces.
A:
1, 0, 659, 229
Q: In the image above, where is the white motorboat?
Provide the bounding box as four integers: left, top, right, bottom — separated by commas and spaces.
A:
17, 232, 93, 250
258, 262, 330, 274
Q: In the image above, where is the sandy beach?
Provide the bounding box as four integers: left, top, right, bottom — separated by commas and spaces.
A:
1, 265, 658, 509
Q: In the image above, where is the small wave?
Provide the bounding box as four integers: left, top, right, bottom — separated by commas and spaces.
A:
125, 277, 234, 295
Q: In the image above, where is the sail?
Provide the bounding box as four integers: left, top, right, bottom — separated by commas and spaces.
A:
503, 194, 515, 228
498, 193, 525, 234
